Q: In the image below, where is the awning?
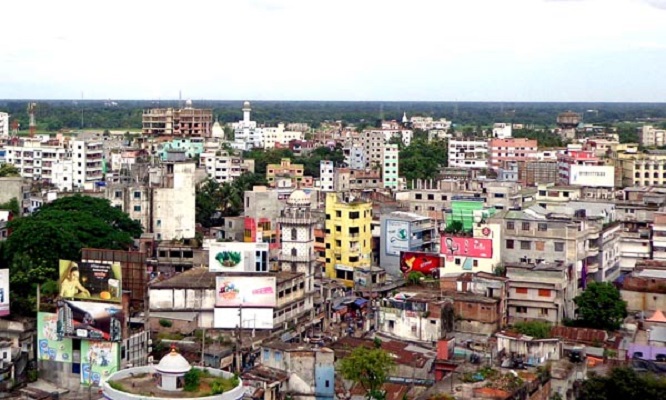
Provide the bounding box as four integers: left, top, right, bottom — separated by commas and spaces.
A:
333, 305, 348, 313
354, 298, 369, 308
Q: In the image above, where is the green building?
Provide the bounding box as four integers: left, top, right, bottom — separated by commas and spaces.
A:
446, 198, 496, 232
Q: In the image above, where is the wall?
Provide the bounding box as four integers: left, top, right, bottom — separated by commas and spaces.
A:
620, 290, 666, 311
153, 162, 196, 240
379, 307, 442, 342
569, 165, 615, 187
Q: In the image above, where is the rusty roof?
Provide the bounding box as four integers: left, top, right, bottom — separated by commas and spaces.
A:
350, 382, 409, 400
473, 387, 511, 400
331, 337, 430, 368
550, 326, 607, 344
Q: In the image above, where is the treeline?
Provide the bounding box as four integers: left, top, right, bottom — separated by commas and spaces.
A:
2, 100, 666, 132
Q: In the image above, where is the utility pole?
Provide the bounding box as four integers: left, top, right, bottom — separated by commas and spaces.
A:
201, 327, 206, 366
236, 305, 243, 374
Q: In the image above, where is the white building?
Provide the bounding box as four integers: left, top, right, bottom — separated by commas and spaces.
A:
345, 145, 366, 170
211, 121, 225, 139
640, 125, 666, 147
71, 140, 104, 189
200, 151, 254, 184
0, 112, 9, 138
410, 116, 452, 131
232, 101, 263, 149
262, 123, 303, 149
363, 129, 412, 147
320, 160, 334, 191
382, 144, 399, 190
152, 162, 197, 240
492, 123, 512, 139
448, 139, 489, 168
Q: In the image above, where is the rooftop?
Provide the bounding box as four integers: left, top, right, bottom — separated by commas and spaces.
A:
330, 337, 431, 368
151, 268, 303, 289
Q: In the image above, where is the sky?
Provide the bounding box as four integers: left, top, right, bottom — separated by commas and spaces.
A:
1, 0, 666, 102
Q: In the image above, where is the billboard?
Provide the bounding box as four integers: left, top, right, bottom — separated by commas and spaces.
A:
57, 300, 124, 342
37, 312, 73, 363
214, 307, 274, 329
215, 276, 276, 307
386, 220, 410, 256
59, 260, 122, 302
400, 252, 443, 276
81, 341, 119, 385
0, 269, 8, 317
208, 242, 269, 272
441, 236, 493, 259
569, 165, 615, 188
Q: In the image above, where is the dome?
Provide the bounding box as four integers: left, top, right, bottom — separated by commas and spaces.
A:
156, 348, 191, 374
243, 101, 251, 108
185, 99, 193, 109
288, 190, 310, 206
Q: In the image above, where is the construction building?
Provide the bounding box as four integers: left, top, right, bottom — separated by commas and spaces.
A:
142, 100, 213, 137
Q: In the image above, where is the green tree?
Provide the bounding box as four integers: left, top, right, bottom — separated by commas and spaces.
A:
195, 173, 268, 227
579, 367, 666, 400
573, 282, 627, 331
0, 163, 20, 177
339, 347, 395, 400
512, 321, 551, 339
0, 198, 20, 215
407, 271, 426, 285
399, 138, 448, 185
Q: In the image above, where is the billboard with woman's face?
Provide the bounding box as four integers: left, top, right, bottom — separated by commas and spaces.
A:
59, 260, 122, 302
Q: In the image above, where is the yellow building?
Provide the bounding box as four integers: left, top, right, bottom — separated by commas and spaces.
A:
324, 192, 373, 286
266, 158, 305, 188
613, 148, 666, 187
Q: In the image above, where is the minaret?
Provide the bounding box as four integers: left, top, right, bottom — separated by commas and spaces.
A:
402, 111, 408, 124
242, 101, 251, 124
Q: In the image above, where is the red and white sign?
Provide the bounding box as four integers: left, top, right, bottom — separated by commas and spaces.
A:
441, 236, 493, 259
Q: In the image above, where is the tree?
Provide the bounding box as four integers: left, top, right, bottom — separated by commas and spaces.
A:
195, 173, 268, 227
579, 367, 666, 400
573, 282, 627, 331
0, 198, 20, 215
512, 321, 551, 339
399, 138, 448, 185
0, 163, 20, 177
339, 347, 395, 400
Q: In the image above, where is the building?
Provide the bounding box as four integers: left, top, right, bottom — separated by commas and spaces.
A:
71, 139, 104, 189
200, 150, 254, 184
158, 137, 205, 161
448, 139, 488, 168
320, 160, 334, 192
142, 101, 213, 137
232, 101, 263, 149
344, 145, 366, 170
505, 261, 577, 324
0, 112, 9, 138
266, 158, 305, 188
378, 292, 449, 343
409, 116, 452, 131
324, 193, 372, 286
491, 123, 512, 139
557, 150, 606, 186
262, 123, 303, 149
616, 149, 666, 187
488, 138, 537, 170
639, 125, 666, 147
620, 261, 666, 312
556, 111, 581, 140
379, 212, 436, 276
382, 144, 399, 190
499, 160, 559, 187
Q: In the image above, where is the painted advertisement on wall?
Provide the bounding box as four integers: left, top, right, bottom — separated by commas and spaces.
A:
215, 276, 276, 307
213, 307, 274, 329
569, 165, 615, 188
37, 312, 73, 363
59, 260, 122, 302
58, 300, 124, 342
441, 236, 493, 259
400, 252, 443, 276
208, 242, 269, 273
0, 269, 9, 317
386, 220, 410, 256
81, 341, 119, 385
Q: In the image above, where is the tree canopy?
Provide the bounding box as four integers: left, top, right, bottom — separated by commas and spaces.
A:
511, 321, 552, 339
0, 163, 20, 177
196, 173, 268, 227
399, 139, 448, 185
579, 367, 666, 400
338, 346, 395, 400
573, 282, 627, 331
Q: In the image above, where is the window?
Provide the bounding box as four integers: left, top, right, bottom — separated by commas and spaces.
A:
291, 228, 298, 241
516, 306, 527, 313
506, 221, 515, 230
538, 223, 547, 231
554, 242, 565, 252
540, 308, 549, 316
538, 289, 551, 297
522, 222, 530, 231
115, 191, 122, 198
134, 191, 141, 199
535, 241, 545, 251
336, 210, 342, 218
156, 220, 161, 227
473, 260, 478, 267
291, 248, 297, 256
349, 211, 360, 219
506, 239, 514, 249
133, 205, 141, 212
515, 287, 528, 294
520, 241, 531, 250
415, 194, 422, 200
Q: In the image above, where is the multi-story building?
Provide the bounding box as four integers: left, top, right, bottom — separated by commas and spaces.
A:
200, 150, 254, 184
344, 145, 366, 170
266, 158, 306, 188
639, 125, 666, 147
651, 211, 666, 262
232, 101, 263, 149
499, 160, 559, 187
324, 193, 372, 286
262, 123, 303, 149
583, 136, 620, 157
348, 130, 384, 169
505, 261, 577, 324
491, 123, 512, 139
333, 168, 383, 192
488, 138, 537, 170
71, 139, 104, 189
556, 150, 605, 185
382, 144, 399, 190
158, 137, 205, 160
362, 128, 413, 147
616, 149, 666, 187
448, 139, 488, 168
142, 101, 213, 137
4, 138, 69, 186
409, 116, 451, 131
0, 112, 9, 138
379, 211, 436, 276
319, 160, 334, 192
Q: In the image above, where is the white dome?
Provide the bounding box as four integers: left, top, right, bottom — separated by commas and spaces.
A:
288, 190, 310, 206
243, 101, 251, 108
156, 348, 191, 374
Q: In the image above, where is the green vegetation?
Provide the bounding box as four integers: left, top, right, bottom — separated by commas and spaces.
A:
243, 145, 345, 177
195, 172, 267, 227
407, 271, 426, 285
183, 369, 239, 395
0, 164, 20, 177
512, 321, 552, 339
183, 368, 202, 392
399, 139, 448, 185
339, 346, 395, 400
513, 128, 566, 148
0, 198, 20, 215
108, 381, 127, 392
579, 367, 666, 400
573, 282, 627, 331
158, 319, 173, 328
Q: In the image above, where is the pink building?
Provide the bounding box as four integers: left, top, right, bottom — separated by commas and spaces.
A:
488, 138, 538, 170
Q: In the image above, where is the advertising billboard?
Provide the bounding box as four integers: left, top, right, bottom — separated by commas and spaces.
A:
214, 307, 274, 329
57, 300, 123, 342
386, 220, 410, 256
59, 260, 122, 302
208, 242, 269, 273
0, 269, 8, 317
441, 236, 493, 259
215, 276, 276, 307
400, 252, 443, 276
37, 312, 73, 363
569, 165, 615, 188
81, 341, 119, 385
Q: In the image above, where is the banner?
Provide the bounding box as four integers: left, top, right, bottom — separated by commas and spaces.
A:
59, 260, 122, 302
400, 252, 442, 276
81, 341, 119, 385
58, 300, 123, 342
37, 312, 73, 363
441, 236, 493, 259
0, 269, 8, 317
208, 242, 269, 273
386, 220, 410, 256
215, 276, 276, 307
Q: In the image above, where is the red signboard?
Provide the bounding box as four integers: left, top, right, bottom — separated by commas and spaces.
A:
441, 236, 493, 259
400, 252, 442, 276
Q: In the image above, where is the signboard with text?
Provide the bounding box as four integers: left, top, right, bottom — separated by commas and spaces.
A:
440, 236, 493, 259
215, 276, 276, 307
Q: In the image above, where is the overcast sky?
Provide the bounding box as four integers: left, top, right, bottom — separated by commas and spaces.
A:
2, 0, 666, 102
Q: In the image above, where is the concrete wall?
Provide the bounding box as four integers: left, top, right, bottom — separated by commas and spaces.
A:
0, 177, 24, 210
621, 290, 666, 312
379, 307, 442, 342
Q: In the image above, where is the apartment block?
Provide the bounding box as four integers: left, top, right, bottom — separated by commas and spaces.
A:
488, 138, 537, 170
448, 139, 488, 168
232, 101, 263, 149
639, 125, 666, 147
382, 144, 399, 190
379, 211, 436, 276
200, 150, 254, 184
324, 193, 372, 286
0, 112, 8, 138
617, 150, 666, 187
266, 158, 305, 188
159, 137, 205, 160
556, 150, 604, 185
333, 168, 382, 192
4, 138, 69, 186
142, 102, 212, 137
344, 145, 366, 170
499, 160, 559, 187
491, 123, 512, 139
409, 116, 451, 131
320, 160, 334, 191
262, 123, 303, 149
